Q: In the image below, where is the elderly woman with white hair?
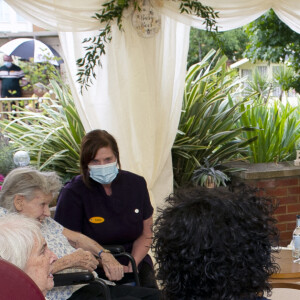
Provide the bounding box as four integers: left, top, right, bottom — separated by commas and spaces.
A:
0, 213, 57, 297
0, 167, 160, 300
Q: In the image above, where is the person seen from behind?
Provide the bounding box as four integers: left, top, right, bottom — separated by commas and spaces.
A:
153, 186, 279, 300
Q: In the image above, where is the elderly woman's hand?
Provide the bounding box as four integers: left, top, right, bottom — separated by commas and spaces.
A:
99, 253, 124, 281
69, 248, 99, 272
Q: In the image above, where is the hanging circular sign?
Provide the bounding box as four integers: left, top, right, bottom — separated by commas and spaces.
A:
132, 1, 161, 38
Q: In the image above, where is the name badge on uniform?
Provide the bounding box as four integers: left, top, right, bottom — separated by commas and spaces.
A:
89, 216, 105, 224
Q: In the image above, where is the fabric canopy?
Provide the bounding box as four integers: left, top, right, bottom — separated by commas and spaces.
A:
5, 0, 300, 209
6, 1, 300, 33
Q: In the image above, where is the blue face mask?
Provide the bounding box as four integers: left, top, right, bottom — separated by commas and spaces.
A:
88, 161, 119, 185
4, 62, 12, 68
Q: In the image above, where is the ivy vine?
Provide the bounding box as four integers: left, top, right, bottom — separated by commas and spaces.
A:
76, 0, 219, 92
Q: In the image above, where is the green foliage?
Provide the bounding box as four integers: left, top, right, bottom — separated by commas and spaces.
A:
0, 79, 85, 181
244, 9, 300, 92
242, 66, 297, 102
178, 0, 218, 28
290, 75, 300, 93
238, 98, 300, 163
172, 49, 256, 187
192, 158, 230, 187
77, 0, 218, 92
188, 27, 248, 68
0, 132, 15, 176
273, 65, 296, 100
243, 69, 272, 102
18, 58, 61, 92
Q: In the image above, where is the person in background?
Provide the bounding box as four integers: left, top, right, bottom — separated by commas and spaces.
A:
0, 213, 57, 297
153, 186, 280, 300
0, 54, 24, 98
55, 129, 157, 288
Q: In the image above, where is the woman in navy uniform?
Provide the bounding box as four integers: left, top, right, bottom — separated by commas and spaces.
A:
55, 129, 157, 289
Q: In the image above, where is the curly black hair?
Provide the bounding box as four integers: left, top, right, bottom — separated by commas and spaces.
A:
153, 186, 279, 300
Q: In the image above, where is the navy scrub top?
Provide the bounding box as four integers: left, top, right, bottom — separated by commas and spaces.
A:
55, 170, 154, 266
0, 64, 24, 97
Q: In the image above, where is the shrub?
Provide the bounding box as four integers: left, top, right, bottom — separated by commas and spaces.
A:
0, 79, 85, 181
238, 98, 300, 163
0, 132, 15, 176
172, 49, 256, 187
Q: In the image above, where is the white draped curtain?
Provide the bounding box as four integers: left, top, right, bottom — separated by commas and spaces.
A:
4, 0, 300, 209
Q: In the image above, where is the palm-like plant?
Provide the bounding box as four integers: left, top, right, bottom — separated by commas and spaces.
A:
273, 65, 296, 101
0, 79, 85, 181
244, 68, 272, 102
172, 49, 256, 187
239, 98, 300, 163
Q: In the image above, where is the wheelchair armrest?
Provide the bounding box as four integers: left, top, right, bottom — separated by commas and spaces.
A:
53, 271, 94, 287
102, 245, 140, 287
104, 245, 125, 254
54, 272, 112, 300
114, 252, 140, 286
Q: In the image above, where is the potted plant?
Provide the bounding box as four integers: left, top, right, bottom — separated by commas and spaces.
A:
192, 158, 230, 188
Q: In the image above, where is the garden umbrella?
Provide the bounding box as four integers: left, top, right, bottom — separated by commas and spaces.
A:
0, 38, 63, 66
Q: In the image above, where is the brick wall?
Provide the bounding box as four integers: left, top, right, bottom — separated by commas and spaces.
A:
226, 161, 300, 247
240, 177, 300, 246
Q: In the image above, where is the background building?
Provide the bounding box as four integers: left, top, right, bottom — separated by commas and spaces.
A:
0, 0, 62, 64
230, 58, 298, 103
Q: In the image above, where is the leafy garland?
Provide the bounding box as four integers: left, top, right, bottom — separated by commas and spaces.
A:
76, 0, 219, 92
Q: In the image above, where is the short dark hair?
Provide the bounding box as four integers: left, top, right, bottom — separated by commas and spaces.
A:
153, 186, 279, 300
80, 129, 121, 186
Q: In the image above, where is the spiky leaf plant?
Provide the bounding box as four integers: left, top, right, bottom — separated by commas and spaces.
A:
0, 79, 85, 181
172, 49, 256, 187
238, 98, 300, 163
192, 158, 230, 187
